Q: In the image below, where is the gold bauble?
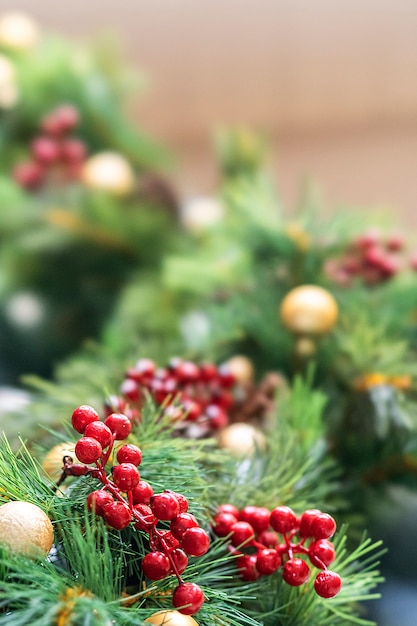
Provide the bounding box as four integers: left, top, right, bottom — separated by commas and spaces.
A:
42, 441, 79, 482
280, 285, 338, 335
145, 610, 199, 625
0, 12, 40, 51
0, 500, 54, 558
0, 53, 18, 109
81, 152, 135, 196
224, 355, 254, 385
218, 422, 266, 457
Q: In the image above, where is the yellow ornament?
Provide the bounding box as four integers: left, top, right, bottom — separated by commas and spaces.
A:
223, 355, 254, 385
218, 422, 266, 458
0, 12, 40, 51
42, 441, 79, 482
145, 610, 199, 625
280, 285, 338, 336
0, 53, 18, 108
81, 152, 135, 196
0, 500, 54, 558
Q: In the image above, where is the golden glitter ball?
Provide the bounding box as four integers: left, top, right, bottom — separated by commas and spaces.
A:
81, 152, 135, 196
0, 12, 40, 51
218, 422, 266, 457
280, 285, 338, 335
145, 610, 199, 626
42, 441, 79, 482
0, 500, 54, 558
224, 355, 254, 385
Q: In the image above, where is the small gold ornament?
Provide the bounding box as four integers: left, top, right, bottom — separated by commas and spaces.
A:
145, 610, 199, 625
280, 285, 338, 336
0, 53, 18, 109
42, 441, 79, 482
295, 336, 317, 358
224, 355, 254, 385
0, 500, 54, 558
81, 152, 135, 196
218, 422, 266, 457
0, 12, 40, 51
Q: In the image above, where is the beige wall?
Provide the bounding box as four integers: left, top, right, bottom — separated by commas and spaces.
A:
3, 1, 417, 224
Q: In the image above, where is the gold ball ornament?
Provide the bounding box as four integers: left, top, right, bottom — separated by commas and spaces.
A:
280, 285, 338, 336
224, 355, 254, 385
218, 422, 266, 457
42, 441, 79, 482
0, 500, 54, 559
145, 610, 199, 626
0, 12, 40, 51
0, 53, 18, 109
81, 152, 135, 196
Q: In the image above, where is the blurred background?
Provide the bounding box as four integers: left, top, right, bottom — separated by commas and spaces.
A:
4, 0, 417, 222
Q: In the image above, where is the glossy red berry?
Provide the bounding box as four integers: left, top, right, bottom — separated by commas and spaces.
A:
299, 509, 322, 538
204, 404, 228, 429
270, 505, 298, 534
133, 503, 157, 530
212, 512, 238, 537
171, 548, 189, 575
42, 104, 79, 135
230, 521, 254, 547
257, 530, 279, 548
116, 444, 142, 466
308, 539, 336, 568
112, 463, 140, 491
181, 527, 210, 557
170, 513, 199, 539
131, 480, 154, 504
104, 413, 132, 439
74, 437, 102, 464
314, 570, 342, 598
217, 365, 236, 388
237, 553, 260, 581
103, 501, 132, 530
84, 421, 113, 448
256, 548, 281, 575
120, 378, 141, 402
71, 405, 100, 433
13, 160, 45, 189
60, 138, 86, 163
169, 491, 189, 513
150, 492, 180, 520
239, 506, 270, 533
174, 360, 200, 383
282, 558, 310, 586
31, 136, 60, 164
310, 512, 337, 539
87, 490, 114, 516
172, 582, 205, 615
217, 503, 239, 517
141, 551, 171, 580
199, 362, 218, 382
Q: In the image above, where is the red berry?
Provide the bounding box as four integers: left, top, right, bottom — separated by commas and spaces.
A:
75, 437, 102, 464
133, 503, 157, 530
112, 463, 140, 491
181, 398, 202, 422
217, 364, 236, 388
132, 358, 156, 382
282, 558, 310, 586
212, 512, 238, 537
60, 138, 86, 163
42, 105, 79, 135
217, 503, 239, 517
13, 160, 45, 189
299, 509, 322, 538
170, 513, 199, 539
31, 136, 60, 163
171, 548, 189, 575
131, 480, 154, 504
71, 405, 100, 433
256, 548, 281, 575
310, 513, 337, 539
173, 360, 200, 384
87, 490, 114, 516
199, 362, 218, 382
104, 413, 132, 439
205, 405, 228, 429
169, 491, 189, 513
237, 553, 260, 581
142, 551, 171, 580
308, 539, 336, 568
150, 492, 180, 520
116, 444, 142, 466
270, 506, 298, 534
314, 570, 342, 598
103, 501, 132, 530
104, 395, 127, 416
158, 530, 180, 550
181, 527, 210, 557
84, 421, 113, 448
257, 530, 279, 548
230, 521, 254, 547
239, 506, 270, 533
172, 582, 205, 615
120, 378, 141, 402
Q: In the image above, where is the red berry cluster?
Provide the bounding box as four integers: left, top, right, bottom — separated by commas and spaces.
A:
325, 229, 417, 286
13, 104, 87, 190
116, 357, 237, 436
212, 503, 342, 599
60, 404, 209, 616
